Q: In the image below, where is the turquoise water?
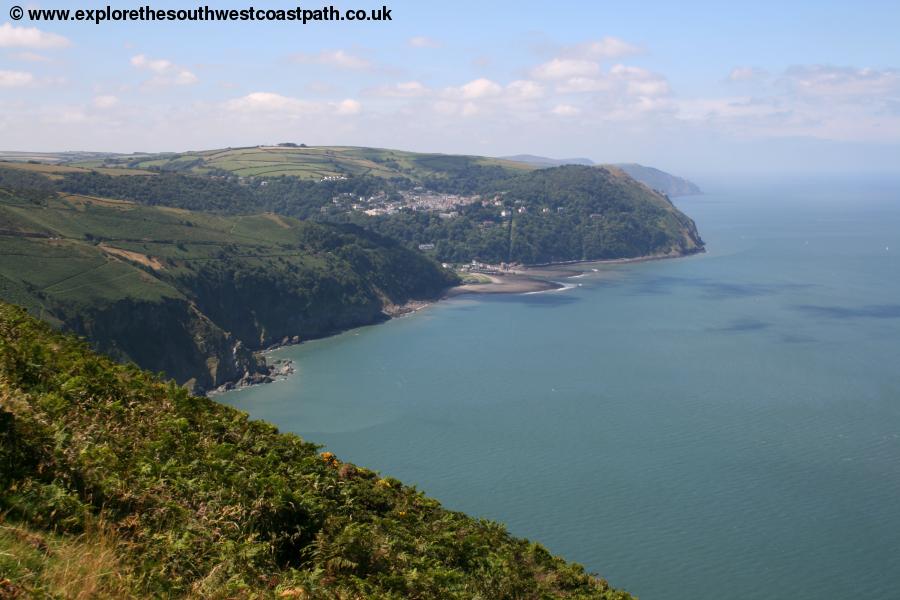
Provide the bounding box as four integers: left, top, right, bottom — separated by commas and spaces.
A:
222, 178, 900, 600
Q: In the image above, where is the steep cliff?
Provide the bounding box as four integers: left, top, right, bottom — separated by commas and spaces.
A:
58, 297, 264, 391
0, 182, 457, 392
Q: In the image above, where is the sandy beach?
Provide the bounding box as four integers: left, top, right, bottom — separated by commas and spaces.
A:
445, 272, 564, 295
444, 250, 700, 297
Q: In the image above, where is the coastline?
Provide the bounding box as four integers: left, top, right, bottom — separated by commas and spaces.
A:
212, 248, 703, 396
445, 273, 564, 295
448, 248, 704, 296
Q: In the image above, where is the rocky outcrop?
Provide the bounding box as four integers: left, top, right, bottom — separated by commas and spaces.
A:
58, 297, 266, 394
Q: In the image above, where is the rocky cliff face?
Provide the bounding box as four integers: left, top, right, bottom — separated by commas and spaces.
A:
59, 297, 265, 393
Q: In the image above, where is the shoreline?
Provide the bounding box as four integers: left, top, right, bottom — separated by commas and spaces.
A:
212, 248, 703, 396
445, 273, 564, 296
448, 248, 704, 296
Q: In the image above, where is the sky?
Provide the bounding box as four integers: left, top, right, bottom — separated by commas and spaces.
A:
1, 0, 899, 176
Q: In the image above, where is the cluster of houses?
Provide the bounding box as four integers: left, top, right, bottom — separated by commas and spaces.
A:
324, 186, 567, 223
401, 187, 481, 212
326, 187, 481, 217
458, 260, 515, 274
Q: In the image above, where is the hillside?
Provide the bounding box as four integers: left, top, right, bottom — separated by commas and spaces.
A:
66, 145, 534, 182
500, 155, 702, 197
0, 303, 633, 599
501, 154, 595, 167
27, 146, 700, 198
0, 165, 456, 392
348, 165, 704, 264
0, 151, 704, 390
41, 156, 704, 265
613, 164, 702, 197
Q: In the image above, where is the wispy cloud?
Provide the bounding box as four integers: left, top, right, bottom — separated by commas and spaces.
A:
782, 65, 900, 98
562, 37, 642, 60
225, 92, 318, 113
131, 54, 197, 86
0, 23, 70, 49
366, 81, 430, 98
551, 104, 580, 116
224, 92, 362, 117
0, 69, 35, 87
10, 51, 52, 63
92, 95, 120, 109
335, 99, 362, 115
292, 49, 372, 70
458, 78, 503, 99
408, 36, 440, 48
728, 66, 768, 83
531, 58, 600, 80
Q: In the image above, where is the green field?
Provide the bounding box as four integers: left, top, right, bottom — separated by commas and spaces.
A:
0, 170, 457, 391
62, 145, 535, 181
0, 183, 453, 314
0, 191, 291, 312
0, 160, 154, 179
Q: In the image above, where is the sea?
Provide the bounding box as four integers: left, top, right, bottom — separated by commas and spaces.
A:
222, 176, 900, 600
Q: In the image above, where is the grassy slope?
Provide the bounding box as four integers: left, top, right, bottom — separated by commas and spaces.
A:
36, 154, 704, 265
66, 146, 535, 181
0, 172, 457, 390
0, 303, 633, 599
0, 191, 454, 313
0, 160, 155, 179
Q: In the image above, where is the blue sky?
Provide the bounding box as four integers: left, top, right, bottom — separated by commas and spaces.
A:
1, 0, 899, 175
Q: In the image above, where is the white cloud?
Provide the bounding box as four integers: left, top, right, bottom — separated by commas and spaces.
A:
11, 51, 51, 63
667, 65, 900, 143
93, 95, 120, 109
131, 54, 174, 73
783, 65, 900, 98
226, 92, 315, 113
224, 92, 361, 117
551, 104, 580, 116
728, 66, 768, 82
175, 72, 198, 85
131, 54, 197, 86
335, 99, 362, 115
408, 36, 440, 48
566, 37, 641, 60
367, 81, 430, 98
459, 78, 503, 99
0, 23, 70, 49
677, 97, 784, 122
627, 79, 671, 97
609, 65, 650, 79
556, 77, 611, 94
610, 65, 671, 97
430, 77, 548, 120
461, 102, 480, 117
0, 70, 34, 87
292, 50, 372, 70
531, 58, 600, 80
506, 80, 544, 100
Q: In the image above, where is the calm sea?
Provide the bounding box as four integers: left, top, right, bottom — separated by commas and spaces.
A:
222, 177, 900, 600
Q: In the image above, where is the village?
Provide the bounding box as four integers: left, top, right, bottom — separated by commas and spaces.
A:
323, 185, 572, 223
325, 186, 483, 217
